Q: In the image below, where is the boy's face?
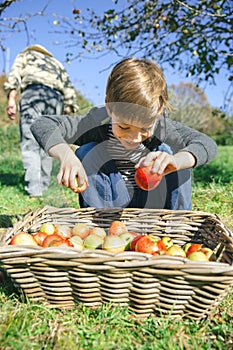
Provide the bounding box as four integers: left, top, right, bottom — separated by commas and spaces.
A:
110, 113, 156, 150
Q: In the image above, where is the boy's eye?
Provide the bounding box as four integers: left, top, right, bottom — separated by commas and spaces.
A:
118, 125, 129, 130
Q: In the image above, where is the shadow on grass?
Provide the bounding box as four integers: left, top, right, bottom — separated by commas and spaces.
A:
0, 158, 24, 189
0, 214, 23, 228
0, 268, 22, 300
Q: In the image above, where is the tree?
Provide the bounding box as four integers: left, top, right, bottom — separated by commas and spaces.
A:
168, 82, 212, 132
67, 1, 232, 80
60, 0, 233, 112
1, 0, 232, 110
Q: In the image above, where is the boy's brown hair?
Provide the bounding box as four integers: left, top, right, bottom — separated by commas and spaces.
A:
105, 58, 173, 125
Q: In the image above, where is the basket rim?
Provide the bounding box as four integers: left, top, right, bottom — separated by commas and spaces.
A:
0, 206, 233, 269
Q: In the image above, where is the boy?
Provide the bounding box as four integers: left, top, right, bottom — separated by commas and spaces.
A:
31, 58, 217, 209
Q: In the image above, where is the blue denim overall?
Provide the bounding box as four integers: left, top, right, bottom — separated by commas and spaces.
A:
75, 141, 192, 210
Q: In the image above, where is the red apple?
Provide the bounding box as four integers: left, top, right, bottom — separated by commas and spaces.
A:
89, 226, 106, 238
135, 235, 166, 255
40, 223, 55, 235
186, 243, 202, 257
53, 238, 73, 248
42, 234, 64, 248
83, 233, 104, 249
130, 235, 143, 251
108, 221, 128, 236
33, 231, 48, 246
102, 236, 126, 253
73, 177, 88, 193
166, 244, 186, 257
134, 164, 163, 191
188, 251, 209, 262
9, 232, 38, 246
72, 223, 90, 239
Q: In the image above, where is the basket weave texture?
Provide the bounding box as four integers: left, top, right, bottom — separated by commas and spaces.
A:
1, 206, 233, 320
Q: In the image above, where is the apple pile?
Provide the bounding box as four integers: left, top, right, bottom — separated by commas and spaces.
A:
8, 221, 215, 261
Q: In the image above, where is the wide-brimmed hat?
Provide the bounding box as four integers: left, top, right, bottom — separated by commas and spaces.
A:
23, 44, 53, 57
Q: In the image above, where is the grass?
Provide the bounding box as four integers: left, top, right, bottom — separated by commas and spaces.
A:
0, 126, 233, 349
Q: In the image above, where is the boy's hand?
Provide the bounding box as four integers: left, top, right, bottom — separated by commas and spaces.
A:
49, 144, 88, 193
135, 150, 196, 175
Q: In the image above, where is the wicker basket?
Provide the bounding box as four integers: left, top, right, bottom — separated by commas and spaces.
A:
0, 206, 233, 320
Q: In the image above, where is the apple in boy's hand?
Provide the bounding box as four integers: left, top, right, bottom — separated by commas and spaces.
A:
134, 165, 163, 191
9, 232, 38, 246
73, 177, 88, 193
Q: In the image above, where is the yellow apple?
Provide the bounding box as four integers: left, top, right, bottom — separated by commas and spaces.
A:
40, 223, 55, 235
54, 224, 72, 238
72, 223, 90, 239
69, 236, 84, 250
161, 236, 174, 249
73, 177, 88, 193
166, 244, 186, 257
102, 236, 126, 253
9, 232, 38, 246
89, 226, 106, 238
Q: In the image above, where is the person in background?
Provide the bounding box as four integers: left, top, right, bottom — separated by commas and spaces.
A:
4, 44, 79, 198
31, 58, 217, 209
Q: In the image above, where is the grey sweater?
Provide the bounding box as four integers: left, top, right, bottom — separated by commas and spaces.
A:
31, 106, 217, 167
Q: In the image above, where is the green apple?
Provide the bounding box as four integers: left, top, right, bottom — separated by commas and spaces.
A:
83, 233, 104, 249
188, 251, 209, 262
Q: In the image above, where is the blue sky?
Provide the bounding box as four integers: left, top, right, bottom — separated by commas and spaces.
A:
0, 0, 230, 109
